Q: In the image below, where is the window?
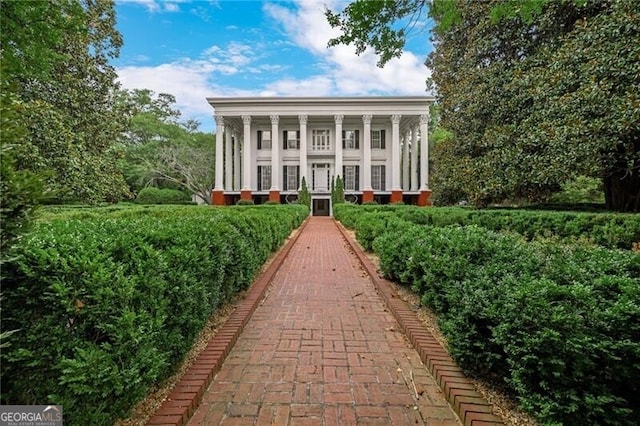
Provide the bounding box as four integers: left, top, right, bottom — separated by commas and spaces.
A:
371, 130, 386, 149
283, 130, 300, 150
258, 130, 271, 150
371, 165, 386, 191
342, 130, 359, 149
282, 165, 300, 191
312, 129, 331, 151
343, 165, 359, 191
257, 165, 271, 191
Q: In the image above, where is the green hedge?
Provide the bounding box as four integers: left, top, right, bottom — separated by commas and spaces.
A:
1, 204, 307, 425
135, 187, 194, 204
334, 204, 640, 249
336, 205, 640, 425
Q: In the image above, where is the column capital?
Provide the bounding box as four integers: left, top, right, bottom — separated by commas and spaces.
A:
391, 114, 402, 124
420, 113, 430, 124
215, 115, 225, 128
242, 115, 251, 125
298, 114, 308, 125
270, 114, 280, 125
334, 114, 344, 124
362, 114, 372, 125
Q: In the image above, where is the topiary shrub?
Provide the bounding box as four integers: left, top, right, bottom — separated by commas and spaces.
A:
236, 199, 254, 205
135, 187, 192, 205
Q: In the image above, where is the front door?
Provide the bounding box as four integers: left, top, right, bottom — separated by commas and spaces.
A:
312, 164, 330, 192
312, 199, 330, 216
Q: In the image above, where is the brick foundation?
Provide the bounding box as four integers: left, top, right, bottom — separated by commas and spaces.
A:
417, 189, 432, 206
390, 190, 403, 204
362, 189, 374, 204
268, 190, 280, 203
211, 190, 225, 206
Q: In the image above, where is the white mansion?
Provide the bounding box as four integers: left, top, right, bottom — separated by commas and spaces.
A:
208, 96, 434, 214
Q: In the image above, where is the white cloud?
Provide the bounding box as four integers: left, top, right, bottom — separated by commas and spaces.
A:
262, 0, 430, 96
118, 0, 182, 13
116, 0, 431, 130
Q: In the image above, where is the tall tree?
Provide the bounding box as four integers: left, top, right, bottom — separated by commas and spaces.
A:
326, 0, 640, 211
1, 0, 131, 203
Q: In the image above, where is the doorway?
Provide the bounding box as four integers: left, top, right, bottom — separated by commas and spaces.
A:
312, 199, 330, 216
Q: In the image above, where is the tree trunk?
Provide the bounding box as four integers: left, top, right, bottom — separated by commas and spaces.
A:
603, 170, 640, 213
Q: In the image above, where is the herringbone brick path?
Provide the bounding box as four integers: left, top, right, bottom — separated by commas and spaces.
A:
188, 217, 461, 425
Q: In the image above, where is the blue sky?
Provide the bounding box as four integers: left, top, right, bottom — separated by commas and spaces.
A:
114, 0, 434, 131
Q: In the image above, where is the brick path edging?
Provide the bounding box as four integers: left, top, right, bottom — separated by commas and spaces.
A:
335, 220, 504, 426
147, 218, 310, 426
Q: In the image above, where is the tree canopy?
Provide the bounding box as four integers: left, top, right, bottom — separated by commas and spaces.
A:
1, 0, 131, 203
326, 0, 639, 211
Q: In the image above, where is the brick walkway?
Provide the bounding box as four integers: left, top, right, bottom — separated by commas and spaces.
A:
149, 217, 503, 426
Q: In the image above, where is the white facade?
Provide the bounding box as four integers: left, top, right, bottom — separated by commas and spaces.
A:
207, 97, 434, 210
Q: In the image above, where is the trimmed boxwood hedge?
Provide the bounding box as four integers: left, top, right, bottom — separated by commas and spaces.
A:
1, 204, 307, 425
335, 204, 640, 425
334, 204, 640, 250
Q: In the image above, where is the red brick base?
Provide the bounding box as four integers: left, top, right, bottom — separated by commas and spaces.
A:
390, 190, 403, 204
417, 189, 432, 207
211, 190, 225, 206
362, 189, 374, 204
268, 190, 280, 203
240, 190, 252, 201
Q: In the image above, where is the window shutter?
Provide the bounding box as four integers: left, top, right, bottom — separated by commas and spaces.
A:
341, 130, 346, 149
283, 131, 287, 150
381, 165, 386, 191
283, 166, 288, 190
380, 130, 386, 149
296, 166, 300, 189
355, 130, 360, 149
257, 166, 263, 191
257, 131, 262, 150
355, 166, 360, 191
296, 131, 300, 149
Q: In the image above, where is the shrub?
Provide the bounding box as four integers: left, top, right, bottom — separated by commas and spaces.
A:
1, 205, 306, 425
339, 206, 640, 425
135, 187, 193, 205
236, 199, 254, 205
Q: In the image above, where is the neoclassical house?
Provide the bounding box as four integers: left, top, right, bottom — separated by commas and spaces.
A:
208, 96, 434, 215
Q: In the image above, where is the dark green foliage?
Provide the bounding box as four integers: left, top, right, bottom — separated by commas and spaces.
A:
236, 199, 255, 205
1, 204, 307, 425
334, 204, 640, 249
298, 176, 311, 208
335, 204, 640, 425
332, 175, 345, 205
134, 187, 193, 205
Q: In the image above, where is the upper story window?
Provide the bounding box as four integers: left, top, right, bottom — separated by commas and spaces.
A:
371, 130, 386, 149
342, 130, 360, 149
258, 130, 271, 150
312, 129, 331, 151
284, 130, 300, 150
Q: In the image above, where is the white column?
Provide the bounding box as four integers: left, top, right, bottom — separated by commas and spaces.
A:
298, 114, 308, 189
402, 129, 410, 190
411, 125, 419, 191
224, 127, 233, 191
362, 114, 372, 190
391, 114, 402, 190
234, 129, 241, 191
420, 113, 430, 190
334, 114, 343, 179
270, 114, 280, 191
242, 115, 252, 191
214, 115, 224, 191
